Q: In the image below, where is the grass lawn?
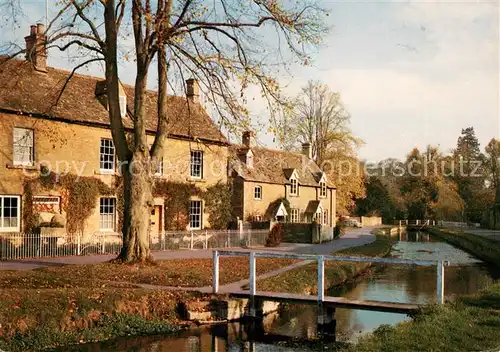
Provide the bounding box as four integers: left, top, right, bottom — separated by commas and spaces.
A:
258, 235, 393, 294
0, 257, 298, 289
0, 256, 297, 351
347, 283, 500, 352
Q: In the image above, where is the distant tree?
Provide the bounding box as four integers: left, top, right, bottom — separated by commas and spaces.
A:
276, 81, 364, 215
485, 138, 500, 203
355, 176, 397, 222
453, 127, 489, 222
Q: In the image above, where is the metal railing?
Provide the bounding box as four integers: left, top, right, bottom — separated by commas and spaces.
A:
0, 229, 270, 261
395, 220, 435, 227
212, 250, 450, 304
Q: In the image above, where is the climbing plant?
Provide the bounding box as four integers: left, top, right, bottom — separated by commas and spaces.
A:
203, 182, 233, 230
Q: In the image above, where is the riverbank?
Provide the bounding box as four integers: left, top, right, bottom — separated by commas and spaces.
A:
426, 227, 500, 267
258, 233, 393, 294
0, 257, 296, 351
346, 282, 500, 351
343, 226, 500, 351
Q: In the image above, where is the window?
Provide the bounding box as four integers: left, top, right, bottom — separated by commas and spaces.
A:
13, 127, 34, 166
190, 150, 203, 178
100, 139, 115, 172
254, 186, 262, 200
320, 182, 327, 198
189, 200, 202, 229
253, 215, 262, 222
119, 96, 127, 118
290, 178, 298, 196
0, 196, 20, 232
99, 198, 116, 231
323, 210, 328, 226
291, 208, 299, 223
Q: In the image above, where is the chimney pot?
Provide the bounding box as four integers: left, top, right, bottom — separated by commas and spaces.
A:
302, 142, 312, 159
186, 78, 199, 103
242, 130, 254, 148
36, 23, 45, 35
30, 25, 37, 35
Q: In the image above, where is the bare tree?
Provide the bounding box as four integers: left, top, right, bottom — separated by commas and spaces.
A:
3, 0, 327, 262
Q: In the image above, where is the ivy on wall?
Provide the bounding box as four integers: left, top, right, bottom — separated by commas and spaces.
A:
23, 171, 233, 233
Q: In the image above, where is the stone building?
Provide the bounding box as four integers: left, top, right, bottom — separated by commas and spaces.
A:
0, 24, 229, 237
230, 131, 336, 228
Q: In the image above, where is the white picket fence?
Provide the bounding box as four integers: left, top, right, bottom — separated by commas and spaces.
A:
0, 229, 270, 261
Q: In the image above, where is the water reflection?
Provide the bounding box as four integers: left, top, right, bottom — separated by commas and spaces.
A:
68, 232, 497, 351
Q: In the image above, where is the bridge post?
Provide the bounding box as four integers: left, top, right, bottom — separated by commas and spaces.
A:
436, 260, 445, 304
317, 304, 336, 341
317, 255, 325, 302
249, 251, 256, 296
212, 250, 219, 294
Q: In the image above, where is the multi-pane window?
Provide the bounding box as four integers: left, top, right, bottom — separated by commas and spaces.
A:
99, 198, 116, 231
320, 182, 327, 198
100, 139, 115, 172
290, 178, 298, 196
0, 196, 20, 231
155, 159, 163, 176
189, 200, 202, 229
119, 96, 127, 118
253, 215, 262, 222
13, 127, 34, 166
190, 150, 203, 178
291, 208, 299, 223
254, 186, 262, 200
323, 210, 328, 226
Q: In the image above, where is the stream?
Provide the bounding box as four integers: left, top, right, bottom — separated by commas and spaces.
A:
63, 231, 498, 352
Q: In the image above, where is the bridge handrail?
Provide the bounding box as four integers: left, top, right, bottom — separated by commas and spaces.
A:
216, 250, 445, 266
213, 250, 449, 305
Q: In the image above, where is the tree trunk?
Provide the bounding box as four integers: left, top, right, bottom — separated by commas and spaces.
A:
118, 150, 154, 262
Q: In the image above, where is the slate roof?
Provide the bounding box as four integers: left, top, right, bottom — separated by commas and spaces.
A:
230, 145, 334, 188
0, 56, 228, 144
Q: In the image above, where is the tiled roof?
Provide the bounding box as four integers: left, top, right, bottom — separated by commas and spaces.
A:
230, 145, 334, 187
0, 56, 228, 144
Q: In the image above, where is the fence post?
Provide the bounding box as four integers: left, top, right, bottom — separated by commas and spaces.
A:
77, 235, 81, 256
398, 220, 401, 227
436, 260, 445, 304
101, 236, 105, 254
249, 252, 256, 296
205, 230, 208, 249
212, 250, 219, 293
317, 255, 325, 303
190, 232, 194, 250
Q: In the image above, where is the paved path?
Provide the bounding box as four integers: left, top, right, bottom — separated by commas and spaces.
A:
0, 227, 376, 271
455, 227, 500, 242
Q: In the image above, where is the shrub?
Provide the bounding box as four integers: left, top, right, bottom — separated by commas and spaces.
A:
266, 223, 283, 247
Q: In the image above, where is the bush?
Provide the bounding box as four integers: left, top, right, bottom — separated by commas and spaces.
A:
266, 223, 284, 247
334, 225, 342, 239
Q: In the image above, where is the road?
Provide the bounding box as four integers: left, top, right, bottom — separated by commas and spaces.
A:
0, 227, 376, 271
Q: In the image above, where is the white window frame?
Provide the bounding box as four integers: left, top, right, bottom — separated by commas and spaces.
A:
291, 208, 299, 223
155, 158, 163, 176
0, 195, 21, 232
189, 200, 202, 230
320, 182, 327, 198
323, 210, 328, 226
99, 197, 116, 231
254, 185, 262, 200
190, 150, 203, 179
290, 177, 298, 196
13, 127, 34, 166
100, 138, 115, 173
253, 215, 262, 222
119, 96, 127, 118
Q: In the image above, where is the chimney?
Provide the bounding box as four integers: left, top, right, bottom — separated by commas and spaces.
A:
25, 23, 47, 72
242, 130, 254, 148
302, 142, 312, 159
186, 78, 199, 103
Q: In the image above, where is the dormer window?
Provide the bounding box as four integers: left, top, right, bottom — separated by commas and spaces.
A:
119, 96, 127, 118
290, 177, 298, 196
320, 181, 327, 198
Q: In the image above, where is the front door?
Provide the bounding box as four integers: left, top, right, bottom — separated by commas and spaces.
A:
150, 205, 163, 244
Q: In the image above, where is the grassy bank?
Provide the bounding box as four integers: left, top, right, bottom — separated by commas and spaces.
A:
346, 283, 500, 351
427, 227, 500, 267
0, 256, 296, 351
258, 234, 393, 294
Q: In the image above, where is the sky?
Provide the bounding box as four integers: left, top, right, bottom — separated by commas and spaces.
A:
1, 0, 499, 162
